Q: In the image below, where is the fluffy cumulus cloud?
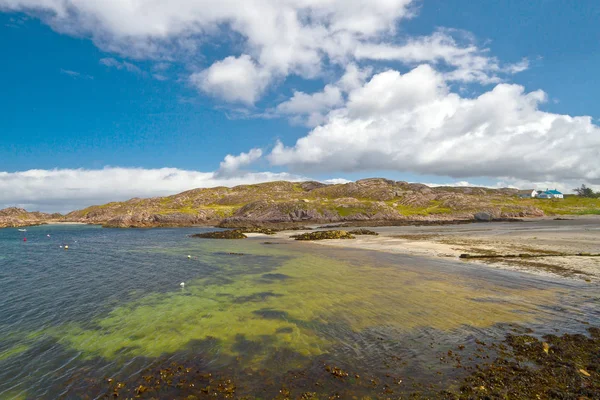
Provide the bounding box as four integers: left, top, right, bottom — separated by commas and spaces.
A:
275, 63, 371, 126
0, 167, 305, 212
217, 148, 263, 177
0, 0, 525, 104
354, 30, 529, 84
2, 0, 600, 196
270, 65, 600, 184
190, 55, 271, 105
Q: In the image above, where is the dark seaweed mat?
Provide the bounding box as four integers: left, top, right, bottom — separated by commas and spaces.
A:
57, 326, 600, 399
439, 327, 600, 399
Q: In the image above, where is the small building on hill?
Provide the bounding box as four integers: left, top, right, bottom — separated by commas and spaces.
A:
517, 189, 537, 198
538, 189, 564, 199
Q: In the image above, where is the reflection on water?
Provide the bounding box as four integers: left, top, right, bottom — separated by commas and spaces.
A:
0, 225, 598, 398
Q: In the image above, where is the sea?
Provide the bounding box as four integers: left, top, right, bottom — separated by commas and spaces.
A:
0, 224, 598, 399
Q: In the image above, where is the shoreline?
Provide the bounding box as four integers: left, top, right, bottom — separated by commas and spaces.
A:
1, 213, 596, 230
270, 216, 600, 282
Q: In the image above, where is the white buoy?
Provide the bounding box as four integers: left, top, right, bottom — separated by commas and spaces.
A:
180, 282, 185, 287
187, 255, 191, 259
47, 234, 51, 237
59, 245, 63, 248
64, 245, 69, 250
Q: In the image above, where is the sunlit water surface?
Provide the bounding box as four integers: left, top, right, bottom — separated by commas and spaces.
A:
0, 224, 598, 399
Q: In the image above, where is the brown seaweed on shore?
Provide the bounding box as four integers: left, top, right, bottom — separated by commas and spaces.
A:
291, 230, 355, 241
348, 229, 379, 235
441, 327, 600, 399
65, 325, 600, 399
191, 230, 247, 239
459, 252, 600, 259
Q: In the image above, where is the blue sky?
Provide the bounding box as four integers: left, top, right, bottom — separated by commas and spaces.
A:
0, 0, 599, 211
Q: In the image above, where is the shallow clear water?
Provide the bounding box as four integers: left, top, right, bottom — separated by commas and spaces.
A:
0, 224, 598, 399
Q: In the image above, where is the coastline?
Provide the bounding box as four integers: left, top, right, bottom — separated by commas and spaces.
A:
270, 216, 600, 282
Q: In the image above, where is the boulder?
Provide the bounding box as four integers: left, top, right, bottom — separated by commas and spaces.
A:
474, 212, 493, 222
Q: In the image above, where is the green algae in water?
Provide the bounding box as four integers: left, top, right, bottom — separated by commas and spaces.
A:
0, 344, 30, 362
53, 240, 559, 370
0, 390, 27, 400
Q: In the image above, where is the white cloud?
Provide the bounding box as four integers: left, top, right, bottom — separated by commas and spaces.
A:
275, 63, 371, 126
276, 85, 343, 126
0, 0, 525, 104
190, 55, 271, 105
269, 64, 600, 184
337, 63, 373, 93
354, 30, 528, 84
322, 178, 352, 185
0, 167, 303, 213
277, 85, 343, 116
60, 68, 80, 77
7, 0, 594, 193
217, 148, 263, 177
100, 57, 142, 74
60, 68, 93, 79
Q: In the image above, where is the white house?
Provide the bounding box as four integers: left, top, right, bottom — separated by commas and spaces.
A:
538, 189, 564, 199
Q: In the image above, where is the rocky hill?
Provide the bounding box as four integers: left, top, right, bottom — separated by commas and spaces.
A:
61, 179, 548, 228
0, 208, 60, 229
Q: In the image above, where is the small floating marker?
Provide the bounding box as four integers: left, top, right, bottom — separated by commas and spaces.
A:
187, 255, 191, 259
23, 238, 27, 242
47, 234, 51, 237
59, 245, 63, 248
180, 282, 185, 287
64, 245, 69, 250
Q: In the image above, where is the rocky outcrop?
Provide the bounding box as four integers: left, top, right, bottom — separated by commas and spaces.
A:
102, 212, 220, 228
0, 207, 59, 228
474, 212, 493, 222
11, 179, 554, 229
222, 200, 337, 224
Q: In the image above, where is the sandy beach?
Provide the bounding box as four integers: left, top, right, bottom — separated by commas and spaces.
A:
271, 216, 600, 282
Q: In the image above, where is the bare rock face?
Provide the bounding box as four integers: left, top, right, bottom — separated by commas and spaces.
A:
224, 201, 336, 224
500, 207, 545, 218
0, 207, 58, 228
299, 181, 328, 191
103, 212, 217, 228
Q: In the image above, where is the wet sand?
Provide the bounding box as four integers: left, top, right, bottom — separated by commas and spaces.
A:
273, 216, 600, 282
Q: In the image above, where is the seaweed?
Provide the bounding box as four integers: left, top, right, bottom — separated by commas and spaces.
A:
191, 230, 248, 239
291, 230, 355, 241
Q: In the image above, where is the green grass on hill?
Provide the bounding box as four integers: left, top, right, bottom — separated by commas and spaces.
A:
515, 196, 600, 215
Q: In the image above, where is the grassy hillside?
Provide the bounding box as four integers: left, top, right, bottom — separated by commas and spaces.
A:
4, 179, 599, 229
61, 178, 553, 227
493, 195, 600, 216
